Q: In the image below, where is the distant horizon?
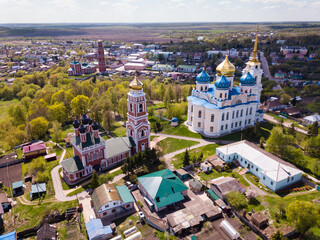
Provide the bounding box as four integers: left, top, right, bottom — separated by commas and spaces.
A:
1, 0, 320, 23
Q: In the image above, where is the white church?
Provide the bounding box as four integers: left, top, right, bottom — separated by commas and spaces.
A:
187, 33, 264, 137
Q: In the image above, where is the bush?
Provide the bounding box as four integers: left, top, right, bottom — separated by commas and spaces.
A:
35, 172, 50, 183
225, 191, 248, 211
137, 200, 143, 208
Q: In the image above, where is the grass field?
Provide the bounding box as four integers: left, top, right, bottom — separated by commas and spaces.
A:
110, 122, 127, 137
157, 137, 199, 155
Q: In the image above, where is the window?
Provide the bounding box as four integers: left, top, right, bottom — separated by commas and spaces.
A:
240, 158, 243, 162
245, 90, 247, 94
112, 209, 116, 213
113, 202, 116, 205
249, 107, 252, 115
222, 113, 225, 121
250, 89, 252, 94
235, 122, 238, 127
198, 110, 202, 118
231, 123, 233, 128
236, 110, 239, 118
198, 122, 201, 127
205, 86, 207, 91
240, 109, 243, 117
139, 104, 143, 112
271, 181, 273, 185
103, 212, 107, 216
245, 161, 247, 164
263, 176, 265, 180
220, 93, 222, 98
239, 121, 242, 126
226, 112, 229, 120
126, 204, 131, 208
201, 86, 203, 91
130, 104, 132, 112
141, 130, 144, 137
246, 108, 248, 115
221, 125, 224, 130
191, 117, 193, 122
130, 130, 133, 136
248, 119, 251, 124
225, 124, 228, 129
210, 126, 213, 132
245, 120, 247, 125
211, 114, 214, 122
287, 178, 289, 182
225, 93, 227, 98
191, 105, 193, 112
232, 111, 235, 119
236, 100, 242, 104
291, 177, 294, 181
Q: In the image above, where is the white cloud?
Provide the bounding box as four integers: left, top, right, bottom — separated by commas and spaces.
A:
218, 1, 231, 4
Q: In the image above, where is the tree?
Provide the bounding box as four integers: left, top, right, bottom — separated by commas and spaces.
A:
102, 110, 114, 132
280, 94, 291, 105
70, 95, 89, 116
286, 200, 319, 235
50, 121, 63, 143
118, 97, 127, 120
271, 231, 287, 240
183, 149, 190, 166
10, 105, 27, 126
288, 122, 296, 136
49, 102, 68, 123
259, 136, 265, 149
30, 117, 49, 140
225, 191, 247, 211
90, 170, 100, 189
307, 121, 318, 137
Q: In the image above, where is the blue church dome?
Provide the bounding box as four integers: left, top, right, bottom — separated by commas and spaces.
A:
214, 75, 231, 89
240, 72, 255, 86
196, 69, 210, 83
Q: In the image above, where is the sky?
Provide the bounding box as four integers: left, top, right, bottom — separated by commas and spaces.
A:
1, 0, 320, 23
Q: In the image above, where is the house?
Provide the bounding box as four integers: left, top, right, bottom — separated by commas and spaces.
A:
210, 177, 245, 199
251, 212, 268, 229
85, 219, 113, 240
303, 114, 320, 125
176, 65, 196, 73
23, 143, 47, 160
200, 161, 212, 173
152, 64, 174, 72
91, 184, 135, 219
36, 223, 57, 240
274, 71, 286, 79
137, 169, 188, 212
30, 183, 46, 200
44, 153, 56, 162
0, 193, 10, 211
207, 155, 225, 170
12, 181, 24, 196
67, 60, 96, 76
189, 178, 202, 193
216, 141, 303, 192
262, 97, 286, 112
280, 107, 301, 118
124, 62, 146, 71
175, 168, 189, 181
280, 46, 308, 56
0, 231, 16, 240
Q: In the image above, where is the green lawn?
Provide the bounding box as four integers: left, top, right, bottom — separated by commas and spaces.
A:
172, 143, 220, 169
162, 124, 204, 139
110, 122, 127, 137
157, 137, 199, 155
150, 135, 158, 141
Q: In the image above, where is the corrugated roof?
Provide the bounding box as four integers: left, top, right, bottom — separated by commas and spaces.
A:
0, 231, 16, 240
86, 219, 112, 240
210, 176, 244, 195
12, 181, 23, 189
138, 169, 188, 208
105, 137, 133, 159
91, 184, 121, 213
31, 183, 46, 194
23, 143, 46, 153
206, 189, 219, 200
60, 156, 84, 173
115, 185, 134, 204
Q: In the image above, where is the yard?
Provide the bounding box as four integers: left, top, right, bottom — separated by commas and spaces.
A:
156, 137, 199, 155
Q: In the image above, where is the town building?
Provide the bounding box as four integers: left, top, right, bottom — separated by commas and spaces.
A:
23, 142, 47, 160
262, 97, 286, 112
216, 141, 303, 192
187, 32, 264, 137
280, 46, 308, 56
86, 219, 113, 240
124, 62, 146, 71
137, 169, 188, 212
36, 223, 57, 240
152, 64, 174, 72
67, 60, 96, 76
98, 40, 106, 72
303, 114, 320, 125
176, 65, 196, 73
61, 73, 150, 185
91, 184, 135, 219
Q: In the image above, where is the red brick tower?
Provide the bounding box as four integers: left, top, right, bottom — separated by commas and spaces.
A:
98, 40, 106, 72
126, 71, 150, 152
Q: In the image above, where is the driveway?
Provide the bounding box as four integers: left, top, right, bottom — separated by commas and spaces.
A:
51, 165, 76, 201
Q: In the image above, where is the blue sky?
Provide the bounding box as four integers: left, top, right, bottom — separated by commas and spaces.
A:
1, 0, 320, 23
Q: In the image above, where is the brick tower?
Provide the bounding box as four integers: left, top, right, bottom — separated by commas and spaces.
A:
126, 71, 150, 152
97, 40, 106, 72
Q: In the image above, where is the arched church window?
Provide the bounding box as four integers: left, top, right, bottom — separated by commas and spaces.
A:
246, 108, 248, 116
250, 89, 252, 94
225, 93, 227, 98
220, 93, 222, 98
240, 109, 243, 117
255, 76, 257, 83
226, 112, 229, 120
130, 130, 133, 136
191, 105, 193, 112
236, 110, 239, 118
250, 107, 252, 115
255, 65, 258, 69
222, 113, 225, 121
141, 130, 144, 137
232, 111, 235, 119
201, 86, 203, 91
205, 86, 207, 91
198, 110, 202, 118
245, 90, 247, 94
211, 114, 214, 122
139, 104, 143, 112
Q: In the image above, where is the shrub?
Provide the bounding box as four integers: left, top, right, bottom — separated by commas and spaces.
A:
137, 200, 143, 208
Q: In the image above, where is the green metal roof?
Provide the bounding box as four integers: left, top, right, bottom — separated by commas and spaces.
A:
71, 133, 104, 149
138, 169, 188, 208
60, 156, 84, 173
105, 137, 133, 159
116, 185, 134, 204
191, 235, 197, 240
178, 65, 196, 68
206, 189, 220, 200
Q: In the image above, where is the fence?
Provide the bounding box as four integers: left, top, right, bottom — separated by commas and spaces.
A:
301, 177, 316, 188
0, 158, 24, 168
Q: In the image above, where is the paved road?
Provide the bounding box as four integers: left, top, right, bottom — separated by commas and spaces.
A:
260, 52, 282, 90
263, 114, 308, 135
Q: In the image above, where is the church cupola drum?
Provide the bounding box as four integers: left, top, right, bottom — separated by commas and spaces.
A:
126, 72, 150, 152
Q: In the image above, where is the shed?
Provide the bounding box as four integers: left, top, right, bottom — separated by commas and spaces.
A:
189, 178, 202, 193
86, 219, 113, 240
37, 223, 57, 240
0, 193, 10, 211
12, 181, 24, 196
200, 161, 212, 173
206, 189, 219, 201
0, 231, 16, 240
210, 176, 245, 197
252, 212, 268, 228
44, 153, 56, 162
30, 183, 46, 200
175, 169, 189, 180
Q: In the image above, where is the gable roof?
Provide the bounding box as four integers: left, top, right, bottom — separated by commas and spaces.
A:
71, 133, 104, 150
86, 219, 112, 240
37, 223, 56, 240
115, 185, 134, 204
31, 183, 46, 194
210, 176, 244, 195
60, 156, 84, 173
12, 181, 23, 189
138, 169, 188, 208
105, 137, 133, 159
91, 184, 121, 213
23, 143, 46, 154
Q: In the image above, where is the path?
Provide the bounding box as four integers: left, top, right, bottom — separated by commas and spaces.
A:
263, 114, 308, 135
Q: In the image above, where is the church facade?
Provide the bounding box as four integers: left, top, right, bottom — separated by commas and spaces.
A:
61, 73, 150, 185
187, 33, 264, 137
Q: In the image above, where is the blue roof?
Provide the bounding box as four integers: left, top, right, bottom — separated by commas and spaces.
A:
240, 72, 255, 86
12, 181, 23, 189
196, 69, 210, 83
172, 117, 178, 122
70, 61, 80, 65
115, 185, 134, 204
257, 109, 264, 114
86, 219, 112, 240
30, 183, 46, 194
214, 75, 231, 89
0, 231, 16, 240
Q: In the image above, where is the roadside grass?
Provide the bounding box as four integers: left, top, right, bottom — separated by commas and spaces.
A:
157, 137, 199, 155
150, 135, 158, 141
171, 143, 220, 169
61, 124, 74, 138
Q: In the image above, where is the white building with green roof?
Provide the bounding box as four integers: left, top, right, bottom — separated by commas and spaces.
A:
137, 169, 188, 212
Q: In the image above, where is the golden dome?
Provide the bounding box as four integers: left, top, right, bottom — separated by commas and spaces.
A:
216, 55, 235, 77
129, 71, 143, 90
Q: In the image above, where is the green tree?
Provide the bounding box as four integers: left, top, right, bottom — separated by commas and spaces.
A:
49, 102, 68, 123
90, 170, 100, 189
71, 95, 89, 116
102, 110, 114, 132
307, 121, 319, 137
30, 117, 49, 140
259, 136, 265, 149
10, 105, 27, 126
225, 191, 247, 211
280, 94, 291, 105
50, 121, 63, 143
288, 122, 296, 136
271, 230, 287, 240
183, 149, 190, 166
286, 200, 320, 235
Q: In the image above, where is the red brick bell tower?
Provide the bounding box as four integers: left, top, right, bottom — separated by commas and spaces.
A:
126, 71, 150, 153
98, 40, 106, 72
